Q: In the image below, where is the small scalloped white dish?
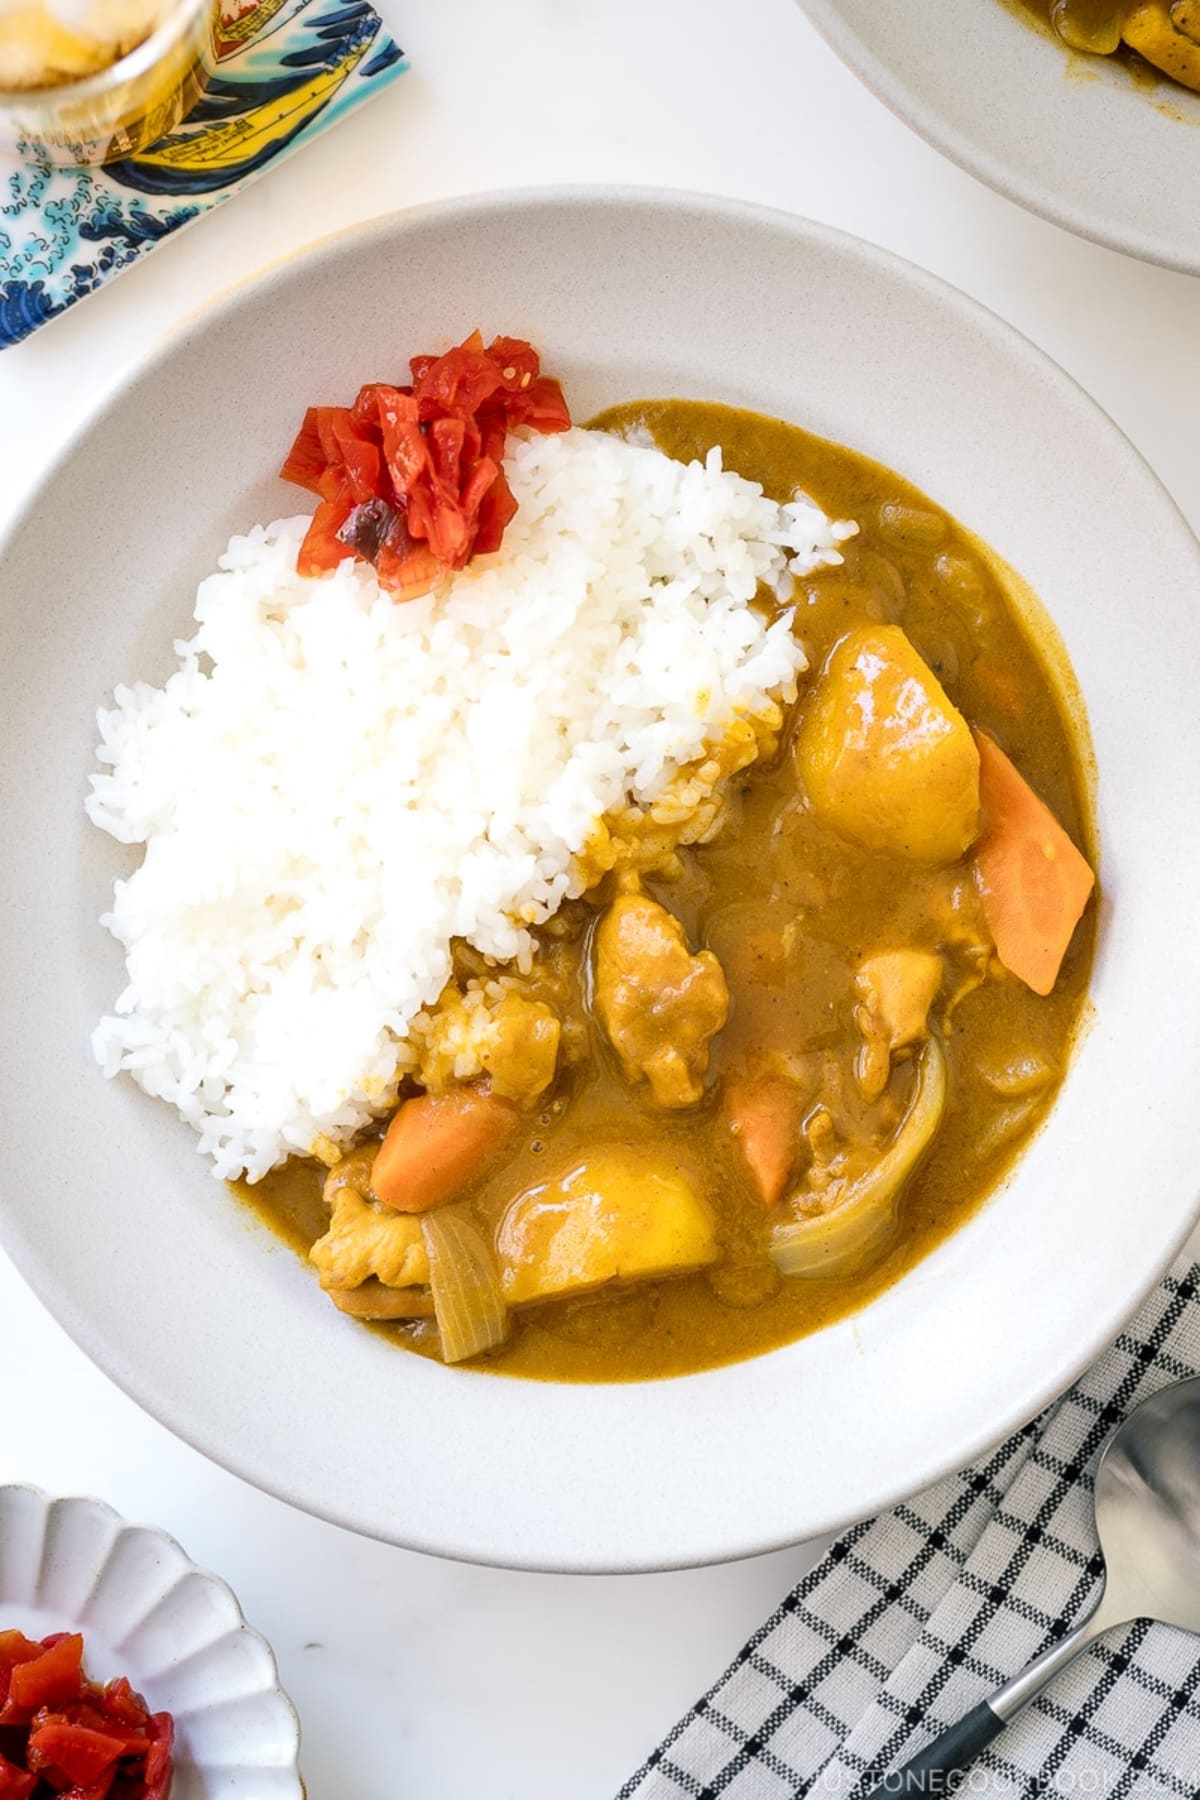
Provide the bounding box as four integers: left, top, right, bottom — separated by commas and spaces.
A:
0, 1485, 302, 1799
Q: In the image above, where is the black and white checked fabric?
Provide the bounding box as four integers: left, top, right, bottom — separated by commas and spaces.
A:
619, 1260, 1200, 1800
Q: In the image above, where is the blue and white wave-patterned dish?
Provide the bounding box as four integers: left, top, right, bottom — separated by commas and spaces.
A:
0, 0, 407, 347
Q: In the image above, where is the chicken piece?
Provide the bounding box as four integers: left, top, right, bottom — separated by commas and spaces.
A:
497, 1147, 718, 1308
854, 949, 943, 1101
1122, 1, 1200, 91
326, 1280, 434, 1321
416, 984, 561, 1106
310, 1179, 433, 1317
593, 894, 729, 1107
794, 625, 980, 863
321, 1145, 377, 1205
483, 994, 561, 1104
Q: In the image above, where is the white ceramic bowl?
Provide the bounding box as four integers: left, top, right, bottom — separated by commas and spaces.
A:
2, 189, 1200, 1572
797, 0, 1200, 273
0, 1485, 302, 1796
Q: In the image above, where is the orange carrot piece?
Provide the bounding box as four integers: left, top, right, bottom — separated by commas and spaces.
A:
371, 1087, 518, 1212
725, 1075, 803, 1208
972, 731, 1095, 997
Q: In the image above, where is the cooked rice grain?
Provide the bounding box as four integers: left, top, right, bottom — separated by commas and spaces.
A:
87, 427, 848, 1178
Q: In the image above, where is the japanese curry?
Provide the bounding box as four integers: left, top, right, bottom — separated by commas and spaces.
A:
237, 399, 1096, 1382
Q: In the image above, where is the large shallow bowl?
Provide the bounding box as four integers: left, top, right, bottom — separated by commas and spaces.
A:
797, 0, 1200, 274
0, 1485, 302, 1796
2, 189, 1200, 1572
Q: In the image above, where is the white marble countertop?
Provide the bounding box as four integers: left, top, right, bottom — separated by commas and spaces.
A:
1, 1, 1199, 1794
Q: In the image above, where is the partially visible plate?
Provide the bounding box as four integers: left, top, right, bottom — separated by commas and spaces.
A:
0, 1485, 302, 1797
2, 189, 1200, 1571
797, 0, 1200, 273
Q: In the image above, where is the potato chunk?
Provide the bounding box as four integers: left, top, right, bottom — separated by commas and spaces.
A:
497, 1147, 718, 1308
594, 894, 729, 1107
795, 625, 980, 863
1122, 2, 1200, 91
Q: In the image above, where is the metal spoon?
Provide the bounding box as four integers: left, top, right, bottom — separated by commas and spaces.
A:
865, 1373, 1200, 1798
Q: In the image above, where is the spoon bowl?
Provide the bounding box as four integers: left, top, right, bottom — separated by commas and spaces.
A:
870, 1371, 1200, 1796
1094, 1374, 1200, 1637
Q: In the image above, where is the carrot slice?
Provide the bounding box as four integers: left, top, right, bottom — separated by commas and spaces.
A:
972, 731, 1095, 997
725, 1074, 803, 1208
371, 1087, 518, 1213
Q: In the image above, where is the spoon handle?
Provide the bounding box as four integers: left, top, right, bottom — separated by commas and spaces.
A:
860, 1611, 1107, 1799
860, 1701, 1007, 1798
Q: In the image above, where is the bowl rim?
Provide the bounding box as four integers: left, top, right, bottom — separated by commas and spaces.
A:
3, 185, 1200, 1570
794, 0, 1200, 276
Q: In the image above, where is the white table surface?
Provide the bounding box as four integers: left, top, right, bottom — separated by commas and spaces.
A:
2, 2, 1199, 1795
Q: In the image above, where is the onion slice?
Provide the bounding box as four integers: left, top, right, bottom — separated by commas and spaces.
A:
771, 1036, 947, 1280
421, 1207, 509, 1365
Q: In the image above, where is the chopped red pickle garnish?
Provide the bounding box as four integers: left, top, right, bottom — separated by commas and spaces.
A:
280, 330, 571, 598
0, 1630, 173, 1799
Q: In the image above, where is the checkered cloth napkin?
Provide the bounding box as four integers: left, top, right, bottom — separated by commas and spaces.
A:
620, 1259, 1200, 1800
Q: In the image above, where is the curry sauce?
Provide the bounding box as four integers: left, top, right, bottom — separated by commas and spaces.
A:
235, 400, 1096, 1382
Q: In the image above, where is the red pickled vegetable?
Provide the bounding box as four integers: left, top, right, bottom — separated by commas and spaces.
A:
280, 329, 571, 600
141, 1712, 174, 1800
3, 1636, 83, 1722
0, 1631, 173, 1800
0, 1753, 37, 1799
26, 1723, 129, 1785
0, 1633, 44, 1705
295, 490, 357, 578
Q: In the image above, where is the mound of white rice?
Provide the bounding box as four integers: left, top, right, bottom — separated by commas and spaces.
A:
87, 426, 852, 1180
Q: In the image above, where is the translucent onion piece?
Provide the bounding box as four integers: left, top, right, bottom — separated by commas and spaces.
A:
771, 1037, 947, 1280
1050, 0, 1124, 54
421, 1208, 509, 1365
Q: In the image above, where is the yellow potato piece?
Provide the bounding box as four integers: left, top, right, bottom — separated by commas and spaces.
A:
1123, 2, 1200, 92
497, 1147, 718, 1308
795, 625, 980, 863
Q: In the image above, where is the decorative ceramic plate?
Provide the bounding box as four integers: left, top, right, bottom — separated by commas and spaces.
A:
796, 0, 1200, 273
0, 1485, 302, 1796
2, 189, 1200, 1571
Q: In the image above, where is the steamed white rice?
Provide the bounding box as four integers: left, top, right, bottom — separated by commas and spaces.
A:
87, 426, 852, 1180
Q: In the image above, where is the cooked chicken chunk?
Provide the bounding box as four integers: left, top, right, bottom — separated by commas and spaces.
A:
854, 948, 943, 1101
325, 1279, 434, 1321
310, 1173, 433, 1318
483, 994, 561, 1103
593, 893, 729, 1107
497, 1147, 718, 1307
415, 985, 561, 1106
